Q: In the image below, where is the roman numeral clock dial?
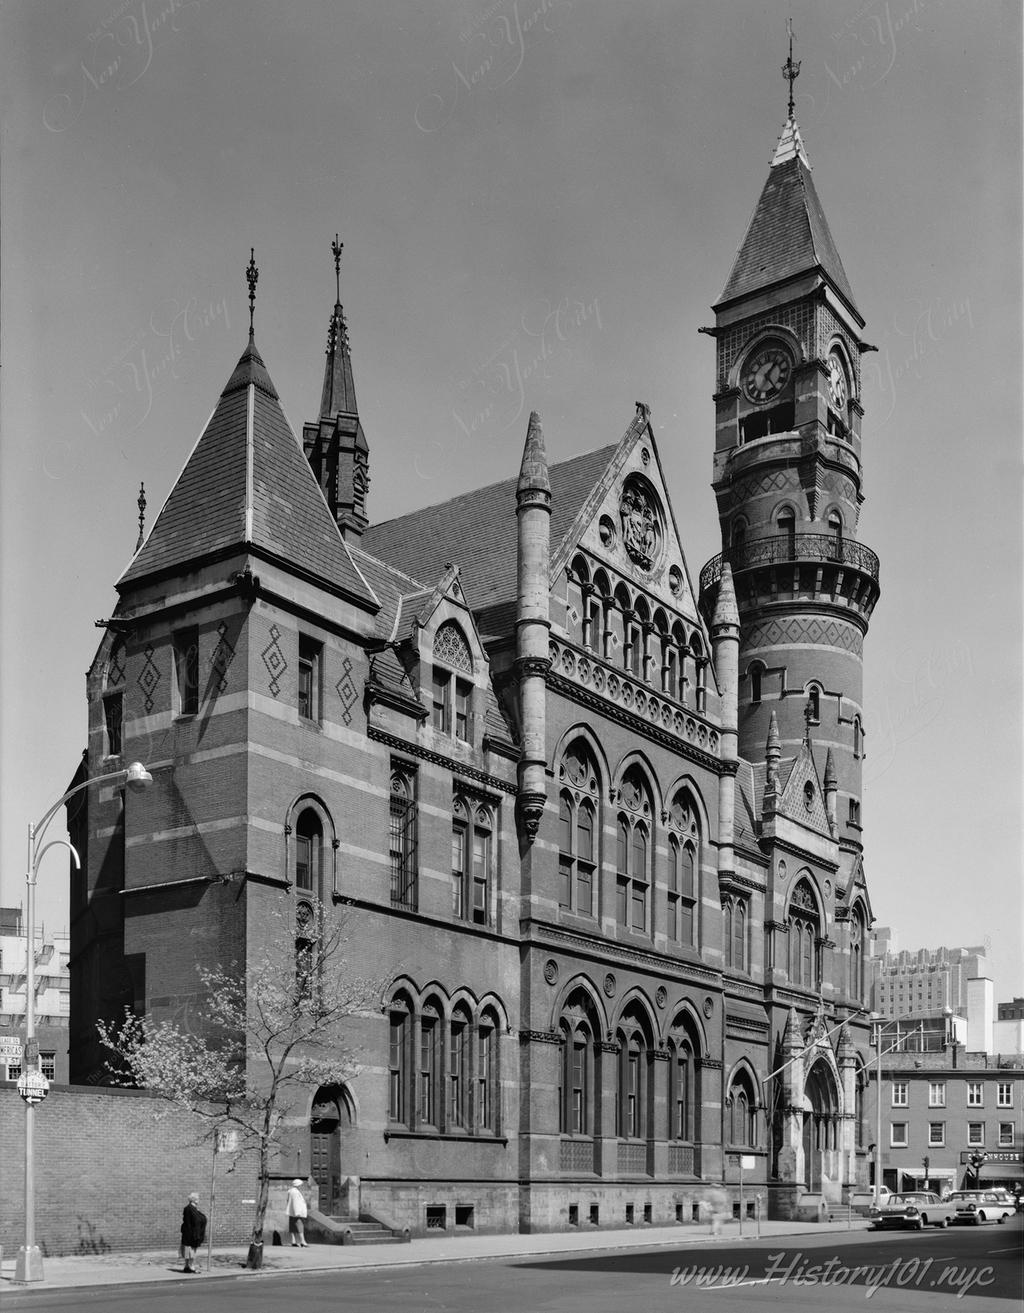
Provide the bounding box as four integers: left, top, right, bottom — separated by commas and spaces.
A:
742, 344, 792, 403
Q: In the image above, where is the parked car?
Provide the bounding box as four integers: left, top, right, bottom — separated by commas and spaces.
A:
850, 1186, 891, 1213
948, 1190, 1015, 1225
868, 1192, 957, 1230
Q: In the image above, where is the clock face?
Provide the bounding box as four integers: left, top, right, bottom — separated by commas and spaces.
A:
742, 343, 792, 403
827, 353, 848, 410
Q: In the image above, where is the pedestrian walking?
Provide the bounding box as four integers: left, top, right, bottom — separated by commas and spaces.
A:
286, 1178, 309, 1247
180, 1191, 207, 1273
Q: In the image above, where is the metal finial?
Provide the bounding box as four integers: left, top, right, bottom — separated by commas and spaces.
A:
246, 247, 259, 336
135, 481, 147, 552
331, 234, 344, 305
782, 18, 801, 120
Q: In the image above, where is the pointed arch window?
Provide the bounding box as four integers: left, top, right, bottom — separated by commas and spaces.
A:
558, 741, 600, 917
559, 1017, 595, 1136
389, 765, 418, 910
616, 1009, 651, 1141
850, 906, 866, 1002
749, 661, 765, 705
419, 1001, 441, 1127
452, 795, 492, 925
806, 684, 821, 725
666, 788, 700, 949
723, 896, 748, 971
690, 633, 707, 714
615, 764, 654, 934
432, 622, 473, 742
477, 1008, 498, 1134
388, 993, 412, 1126
727, 1071, 758, 1147
448, 1005, 471, 1129
670, 1037, 696, 1142
788, 880, 820, 990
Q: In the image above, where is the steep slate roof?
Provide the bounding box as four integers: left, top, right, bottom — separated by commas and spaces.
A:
119, 338, 378, 609
362, 443, 619, 635
717, 119, 858, 313
777, 738, 831, 836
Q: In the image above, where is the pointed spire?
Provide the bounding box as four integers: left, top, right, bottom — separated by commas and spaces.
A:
824, 747, 837, 790
517, 412, 550, 498
764, 708, 781, 799
770, 116, 810, 169
783, 1006, 801, 1049
711, 561, 739, 630
319, 235, 360, 423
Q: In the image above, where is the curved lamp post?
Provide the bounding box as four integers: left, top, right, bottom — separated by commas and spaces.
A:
14, 762, 152, 1284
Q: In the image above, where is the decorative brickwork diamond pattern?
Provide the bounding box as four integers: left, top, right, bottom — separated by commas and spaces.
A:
209, 621, 236, 695
261, 624, 287, 698
137, 644, 161, 713
335, 656, 358, 726
746, 617, 862, 655
108, 644, 126, 687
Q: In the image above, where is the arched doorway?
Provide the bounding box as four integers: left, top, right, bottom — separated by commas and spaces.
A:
309, 1085, 353, 1214
802, 1060, 839, 1193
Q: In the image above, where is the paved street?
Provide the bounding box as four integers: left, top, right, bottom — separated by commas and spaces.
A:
4, 1217, 1020, 1312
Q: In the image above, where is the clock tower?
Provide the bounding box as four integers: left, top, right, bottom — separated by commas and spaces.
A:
698, 105, 880, 892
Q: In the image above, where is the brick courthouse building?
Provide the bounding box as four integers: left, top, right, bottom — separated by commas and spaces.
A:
68, 108, 882, 1234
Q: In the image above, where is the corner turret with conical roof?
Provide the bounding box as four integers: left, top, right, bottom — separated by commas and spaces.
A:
303, 236, 370, 541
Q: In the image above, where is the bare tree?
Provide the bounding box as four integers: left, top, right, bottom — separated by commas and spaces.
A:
98, 900, 381, 1268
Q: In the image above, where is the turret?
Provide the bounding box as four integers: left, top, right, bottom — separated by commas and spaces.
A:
515, 412, 551, 840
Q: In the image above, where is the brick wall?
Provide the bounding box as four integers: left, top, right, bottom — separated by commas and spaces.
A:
0, 1085, 258, 1256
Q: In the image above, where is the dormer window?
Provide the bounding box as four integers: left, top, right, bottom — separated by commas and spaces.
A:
431, 622, 473, 742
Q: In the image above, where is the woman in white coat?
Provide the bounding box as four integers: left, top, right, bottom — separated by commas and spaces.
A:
286, 1178, 309, 1247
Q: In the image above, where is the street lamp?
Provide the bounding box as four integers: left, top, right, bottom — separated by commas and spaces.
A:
14, 761, 152, 1284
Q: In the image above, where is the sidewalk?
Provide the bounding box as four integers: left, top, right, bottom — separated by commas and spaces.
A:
0, 1217, 870, 1295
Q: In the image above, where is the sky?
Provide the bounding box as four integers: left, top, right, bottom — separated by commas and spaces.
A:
1, 1, 1021, 1000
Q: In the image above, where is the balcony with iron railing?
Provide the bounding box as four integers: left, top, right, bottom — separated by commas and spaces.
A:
699, 532, 880, 620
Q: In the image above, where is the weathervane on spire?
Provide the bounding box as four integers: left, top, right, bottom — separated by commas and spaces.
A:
246, 247, 259, 336
782, 18, 801, 120
135, 481, 146, 552
332, 233, 343, 305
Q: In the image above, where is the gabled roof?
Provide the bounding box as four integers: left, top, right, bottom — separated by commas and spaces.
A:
717, 118, 858, 316
119, 337, 378, 609
777, 738, 831, 836
361, 443, 619, 635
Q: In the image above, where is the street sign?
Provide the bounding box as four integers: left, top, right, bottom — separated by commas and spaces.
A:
0, 1036, 24, 1058
16, 1071, 49, 1104
740, 1155, 756, 1169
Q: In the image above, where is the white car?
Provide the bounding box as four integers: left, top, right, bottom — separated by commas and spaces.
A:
949, 1189, 1015, 1224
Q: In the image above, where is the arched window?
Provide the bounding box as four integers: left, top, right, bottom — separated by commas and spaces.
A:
389, 766, 418, 910
615, 766, 653, 934
732, 519, 747, 548
569, 556, 589, 647
670, 1039, 695, 1141
776, 508, 796, 555
727, 1070, 758, 1146
452, 796, 492, 925
558, 988, 601, 1138
827, 510, 843, 552
749, 661, 764, 705
558, 740, 600, 916
853, 716, 863, 759
294, 808, 323, 897
788, 880, 820, 990
616, 1008, 651, 1141
448, 1004, 471, 1129
724, 896, 748, 971
388, 992, 412, 1126
666, 788, 700, 949
850, 905, 866, 1002
690, 633, 706, 713
419, 1001, 441, 1127
432, 622, 473, 741
806, 683, 821, 724
477, 1007, 499, 1134
592, 571, 612, 659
